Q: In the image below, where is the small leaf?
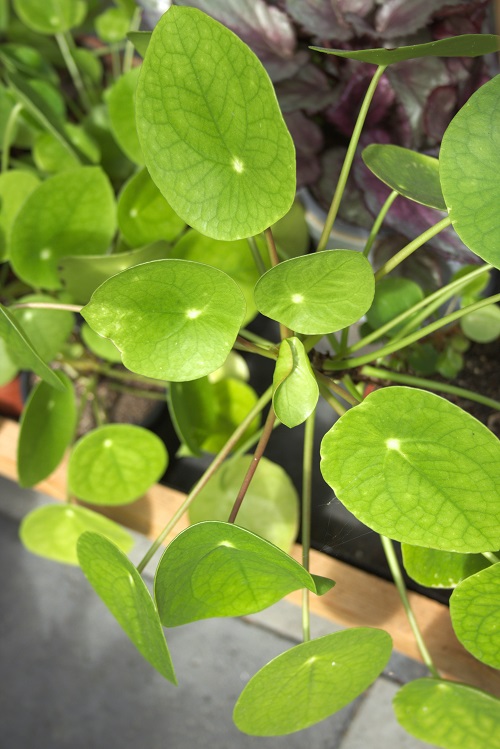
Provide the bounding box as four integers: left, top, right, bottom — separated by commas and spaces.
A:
18, 372, 76, 487
394, 678, 500, 749
20, 504, 133, 565
461, 305, 500, 344
273, 337, 318, 428
12, 293, 74, 362
82, 260, 246, 381
366, 277, 424, 333
68, 424, 168, 505
362, 145, 445, 210
0, 170, 39, 261
107, 67, 144, 165
188, 456, 299, 552
450, 563, 500, 669
401, 544, 488, 589
33, 124, 99, 174
77, 532, 176, 682
80, 322, 121, 363
135, 6, 295, 240
95, 6, 130, 44
12, 0, 87, 34
234, 628, 392, 735
155, 521, 333, 626
320, 387, 500, 553
312, 34, 500, 66
254, 250, 374, 335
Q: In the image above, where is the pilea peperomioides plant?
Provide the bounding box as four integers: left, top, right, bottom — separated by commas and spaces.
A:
3, 2, 500, 746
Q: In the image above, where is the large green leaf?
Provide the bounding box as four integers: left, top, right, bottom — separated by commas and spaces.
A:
68, 424, 168, 505
0, 170, 39, 261
401, 544, 488, 589
10, 167, 116, 289
135, 6, 295, 241
188, 456, 299, 552
312, 35, 500, 66
12, 294, 74, 362
20, 504, 133, 565
320, 387, 500, 553
394, 678, 500, 749
272, 336, 318, 428
117, 168, 185, 248
234, 628, 392, 735
82, 259, 246, 381
440, 75, 500, 269
77, 532, 176, 682
155, 521, 333, 626
450, 563, 500, 669
366, 277, 424, 333
362, 145, 446, 210
18, 372, 76, 487
12, 0, 87, 34
107, 66, 144, 165
254, 250, 374, 335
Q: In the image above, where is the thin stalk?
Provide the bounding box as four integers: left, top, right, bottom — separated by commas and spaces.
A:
123, 7, 142, 74
316, 370, 358, 406
136, 387, 273, 574
483, 551, 500, 565
239, 328, 276, 348
302, 334, 323, 353
230, 415, 281, 462
247, 235, 267, 275
301, 411, 315, 643
339, 327, 349, 356
63, 358, 167, 387
111, 45, 121, 82
361, 365, 500, 411
327, 333, 341, 354
55, 32, 92, 112
324, 293, 500, 371
265, 227, 291, 339
318, 382, 347, 417
317, 64, 387, 253
107, 381, 166, 401
1, 101, 23, 173
234, 335, 278, 360
381, 535, 440, 678
10, 302, 83, 312
342, 374, 363, 403
374, 217, 452, 282
363, 190, 398, 258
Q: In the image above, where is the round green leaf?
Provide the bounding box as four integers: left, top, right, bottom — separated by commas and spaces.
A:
13, 293, 74, 362
440, 75, 500, 268
272, 199, 309, 259
188, 456, 299, 552
20, 504, 133, 565
135, 6, 295, 241
108, 67, 144, 165
155, 521, 333, 626
394, 678, 500, 749
0, 170, 39, 261
77, 532, 176, 682
10, 167, 116, 289
320, 387, 500, 553
254, 250, 374, 335
82, 259, 246, 381
18, 371, 76, 487
33, 124, 100, 174
80, 322, 121, 363
73, 48, 102, 87
234, 628, 392, 736
13, 0, 87, 34
401, 543, 488, 588
362, 145, 445, 210
95, 7, 129, 44
273, 336, 318, 428
117, 168, 185, 247
68, 424, 168, 505
450, 563, 500, 668
366, 277, 424, 333
461, 304, 500, 343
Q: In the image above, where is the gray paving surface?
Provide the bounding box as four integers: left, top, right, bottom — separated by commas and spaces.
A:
0, 476, 437, 748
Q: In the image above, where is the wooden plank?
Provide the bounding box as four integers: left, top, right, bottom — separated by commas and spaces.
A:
1, 415, 500, 695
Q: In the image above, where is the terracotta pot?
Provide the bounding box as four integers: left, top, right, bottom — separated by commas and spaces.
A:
0, 377, 23, 419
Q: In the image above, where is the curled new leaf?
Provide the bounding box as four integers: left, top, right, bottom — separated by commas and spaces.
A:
273, 337, 318, 427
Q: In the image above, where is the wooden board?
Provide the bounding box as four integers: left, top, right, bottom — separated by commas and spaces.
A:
1, 415, 500, 695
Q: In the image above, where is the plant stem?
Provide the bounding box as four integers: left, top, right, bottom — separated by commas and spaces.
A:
228, 405, 276, 523
316, 370, 357, 406
324, 293, 500, 371
265, 226, 291, 339
380, 535, 440, 678
234, 335, 278, 360
247, 235, 267, 275
317, 64, 387, 253
342, 374, 363, 403
301, 411, 315, 643
107, 381, 166, 401
123, 7, 142, 74
483, 551, 500, 565
136, 387, 273, 574
10, 301, 83, 312
374, 217, 452, 281
55, 32, 92, 112
327, 333, 341, 354
1, 101, 23, 173
363, 190, 398, 258
361, 365, 500, 410
63, 358, 167, 387
318, 382, 347, 416
339, 327, 349, 355
111, 45, 121, 81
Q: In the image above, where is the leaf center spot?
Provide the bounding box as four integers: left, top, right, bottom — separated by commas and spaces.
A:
50, 16, 59, 25
219, 540, 235, 548
231, 157, 244, 174
305, 656, 318, 666
386, 438, 401, 451
186, 309, 201, 320
129, 208, 138, 218
40, 248, 52, 260
292, 293, 304, 304
103, 439, 113, 448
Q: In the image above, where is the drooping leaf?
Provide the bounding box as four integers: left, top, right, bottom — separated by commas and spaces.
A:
73, 48, 102, 87
440, 75, 500, 269
155, 521, 333, 626
68, 424, 168, 505
77, 532, 176, 682
107, 66, 144, 165
272, 336, 318, 428
188, 456, 299, 552
254, 250, 374, 335
394, 678, 500, 749
20, 504, 133, 565
320, 387, 500, 553
117, 168, 185, 247
33, 124, 100, 174
450, 563, 500, 669
401, 544, 488, 589
80, 322, 121, 363
82, 260, 246, 381
135, 6, 295, 240
362, 145, 445, 210
0, 170, 39, 260
12, 0, 87, 34
234, 628, 392, 736
10, 167, 116, 289
18, 372, 76, 487
95, 6, 130, 44
12, 293, 74, 362
312, 34, 500, 66
460, 305, 500, 344
365, 277, 424, 333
